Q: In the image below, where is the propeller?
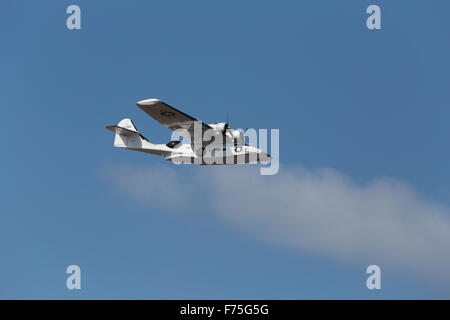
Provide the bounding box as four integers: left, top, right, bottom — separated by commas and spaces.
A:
224, 113, 230, 130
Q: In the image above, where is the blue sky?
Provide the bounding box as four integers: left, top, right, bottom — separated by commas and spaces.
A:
1, 0, 450, 299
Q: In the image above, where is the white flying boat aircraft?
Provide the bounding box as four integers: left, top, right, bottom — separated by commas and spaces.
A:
106, 99, 271, 165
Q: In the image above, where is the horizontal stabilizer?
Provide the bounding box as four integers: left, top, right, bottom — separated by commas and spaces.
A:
105, 118, 149, 142
105, 125, 138, 136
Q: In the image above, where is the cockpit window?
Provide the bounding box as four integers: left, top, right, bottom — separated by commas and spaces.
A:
166, 140, 181, 148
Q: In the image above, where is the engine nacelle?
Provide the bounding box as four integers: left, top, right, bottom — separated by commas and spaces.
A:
208, 123, 244, 145
208, 122, 227, 132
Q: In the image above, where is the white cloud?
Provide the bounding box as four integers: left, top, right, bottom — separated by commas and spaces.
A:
102, 164, 195, 211
103, 164, 450, 281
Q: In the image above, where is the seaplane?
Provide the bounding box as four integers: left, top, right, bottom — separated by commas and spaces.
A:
106, 98, 272, 165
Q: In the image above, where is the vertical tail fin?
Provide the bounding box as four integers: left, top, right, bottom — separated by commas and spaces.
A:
117, 118, 138, 132
105, 118, 148, 148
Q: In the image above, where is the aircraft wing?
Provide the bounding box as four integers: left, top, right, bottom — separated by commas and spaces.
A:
136, 98, 213, 140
